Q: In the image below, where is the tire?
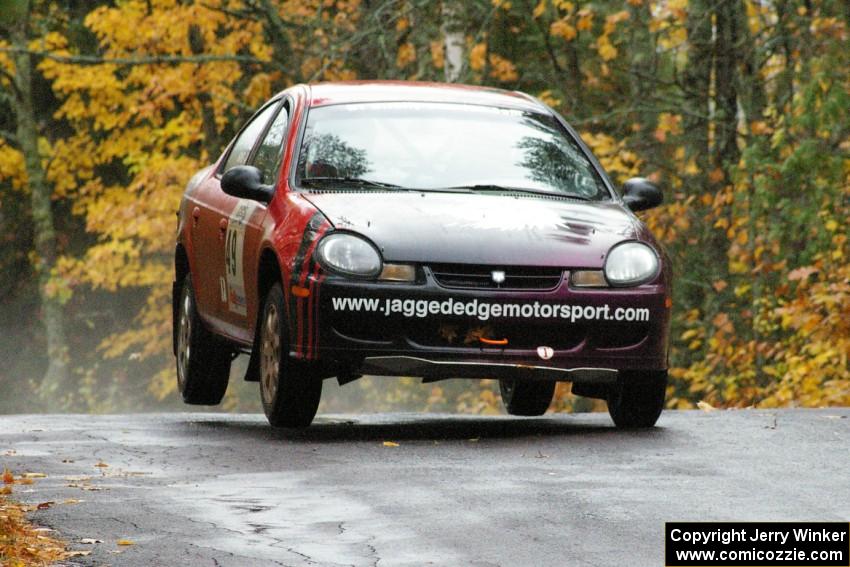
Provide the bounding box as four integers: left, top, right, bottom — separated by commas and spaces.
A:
258, 283, 322, 428
499, 378, 555, 416
606, 370, 667, 429
175, 274, 232, 405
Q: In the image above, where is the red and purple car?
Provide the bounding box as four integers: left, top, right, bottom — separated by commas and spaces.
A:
173, 81, 671, 428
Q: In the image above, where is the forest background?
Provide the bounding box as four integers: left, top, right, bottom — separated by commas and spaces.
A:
0, 0, 847, 415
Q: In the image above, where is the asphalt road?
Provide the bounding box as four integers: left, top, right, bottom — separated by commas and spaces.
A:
1, 409, 848, 567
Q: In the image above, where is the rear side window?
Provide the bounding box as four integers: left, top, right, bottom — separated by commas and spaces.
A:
251, 104, 290, 185
221, 102, 280, 173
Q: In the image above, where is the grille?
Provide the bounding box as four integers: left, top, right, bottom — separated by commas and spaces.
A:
429, 264, 564, 291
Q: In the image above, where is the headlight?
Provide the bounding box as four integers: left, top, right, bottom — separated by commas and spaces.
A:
604, 242, 659, 286
315, 232, 382, 278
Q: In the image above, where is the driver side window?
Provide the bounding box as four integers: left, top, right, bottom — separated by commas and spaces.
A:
251, 103, 290, 185
221, 101, 280, 173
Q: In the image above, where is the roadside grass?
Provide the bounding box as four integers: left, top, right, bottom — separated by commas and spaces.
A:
1, 469, 69, 566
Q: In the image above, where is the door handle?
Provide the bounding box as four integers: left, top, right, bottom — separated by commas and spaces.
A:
219, 218, 228, 240
191, 207, 201, 227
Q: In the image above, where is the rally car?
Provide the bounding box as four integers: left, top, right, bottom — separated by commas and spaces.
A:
173, 81, 671, 428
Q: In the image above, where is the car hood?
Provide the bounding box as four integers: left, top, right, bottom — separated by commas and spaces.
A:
303, 191, 640, 268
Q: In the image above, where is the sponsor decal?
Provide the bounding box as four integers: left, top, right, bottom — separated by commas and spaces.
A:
224, 201, 258, 316
330, 296, 651, 323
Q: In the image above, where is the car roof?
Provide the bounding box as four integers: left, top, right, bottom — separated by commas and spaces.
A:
304, 81, 546, 112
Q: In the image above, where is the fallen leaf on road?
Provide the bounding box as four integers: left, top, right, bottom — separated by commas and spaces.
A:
1, 485, 12, 495
382, 441, 400, 447
63, 499, 83, 505
2, 468, 13, 484
37, 501, 54, 510
80, 538, 102, 544
468, 438, 480, 443
94, 462, 109, 468
117, 539, 135, 546
66, 482, 106, 491
24, 472, 47, 479
18, 478, 34, 485
64, 550, 92, 558
697, 400, 717, 412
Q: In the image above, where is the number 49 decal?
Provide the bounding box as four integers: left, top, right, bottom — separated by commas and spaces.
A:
223, 201, 257, 316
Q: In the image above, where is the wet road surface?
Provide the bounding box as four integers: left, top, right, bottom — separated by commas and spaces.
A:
1, 410, 848, 566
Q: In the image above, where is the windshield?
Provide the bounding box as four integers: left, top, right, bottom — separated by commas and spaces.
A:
295, 102, 610, 200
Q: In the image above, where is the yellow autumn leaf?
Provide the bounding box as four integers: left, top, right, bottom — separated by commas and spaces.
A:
596, 36, 617, 61
550, 19, 577, 41
576, 9, 593, 31
533, 0, 547, 18
469, 43, 487, 71
396, 42, 416, 68
382, 441, 400, 447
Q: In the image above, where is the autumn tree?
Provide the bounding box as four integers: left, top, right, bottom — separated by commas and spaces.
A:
0, 0, 847, 413
0, 0, 73, 408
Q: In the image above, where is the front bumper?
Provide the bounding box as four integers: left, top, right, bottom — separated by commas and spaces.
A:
292, 269, 671, 381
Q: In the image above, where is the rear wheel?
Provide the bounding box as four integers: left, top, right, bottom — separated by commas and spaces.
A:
259, 283, 322, 428
606, 370, 667, 429
499, 378, 555, 416
175, 274, 232, 405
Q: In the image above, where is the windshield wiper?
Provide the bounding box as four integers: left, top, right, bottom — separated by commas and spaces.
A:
444, 184, 594, 201
300, 177, 402, 189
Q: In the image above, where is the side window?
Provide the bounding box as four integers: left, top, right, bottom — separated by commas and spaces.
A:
251, 103, 290, 185
221, 102, 280, 173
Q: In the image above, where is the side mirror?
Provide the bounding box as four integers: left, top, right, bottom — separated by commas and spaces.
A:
622, 177, 662, 212
221, 165, 273, 203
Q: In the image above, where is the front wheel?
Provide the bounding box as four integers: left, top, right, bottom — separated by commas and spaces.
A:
606, 370, 667, 429
499, 379, 555, 416
259, 283, 322, 428
175, 274, 232, 405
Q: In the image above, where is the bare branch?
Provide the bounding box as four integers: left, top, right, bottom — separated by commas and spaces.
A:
0, 46, 273, 68
200, 3, 261, 22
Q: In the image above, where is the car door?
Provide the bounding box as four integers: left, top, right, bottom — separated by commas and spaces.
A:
218, 101, 292, 334
190, 101, 281, 339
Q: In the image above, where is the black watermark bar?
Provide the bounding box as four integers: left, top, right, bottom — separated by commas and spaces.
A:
666, 522, 849, 567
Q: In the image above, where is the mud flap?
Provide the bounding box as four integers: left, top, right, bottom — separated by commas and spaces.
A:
571, 382, 611, 400
243, 307, 263, 382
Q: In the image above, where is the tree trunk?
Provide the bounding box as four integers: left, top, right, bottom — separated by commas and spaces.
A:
10, 19, 70, 408
713, 0, 741, 173
682, 0, 712, 179
188, 24, 220, 154
441, 0, 464, 82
